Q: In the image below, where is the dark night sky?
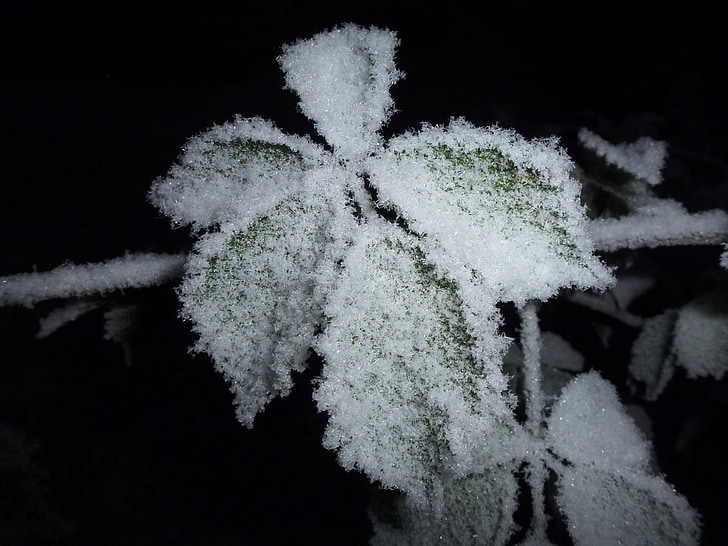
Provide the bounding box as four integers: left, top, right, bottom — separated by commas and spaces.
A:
1, 2, 727, 545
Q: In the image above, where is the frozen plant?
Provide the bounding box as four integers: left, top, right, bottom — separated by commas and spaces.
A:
2, 24, 727, 545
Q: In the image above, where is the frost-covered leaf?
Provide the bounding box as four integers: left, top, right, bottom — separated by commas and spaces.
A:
314, 220, 515, 509
503, 331, 584, 406
149, 116, 326, 230
539, 332, 585, 401
369, 464, 518, 546
368, 119, 613, 305
674, 292, 728, 380
557, 467, 700, 546
279, 24, 402, 160
549, 372, 701, 545
103, 303, 141, 344
577, 128, 668, 186
629, 311, 677, 401
180, 197, 341, 427
547, 371, 650, 471
630, 293, 728, 397
503, 331, 583, 373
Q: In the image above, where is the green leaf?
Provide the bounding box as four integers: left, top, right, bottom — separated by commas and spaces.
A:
314, 220, 515, 509
368, 119, 613, 304
180, 197, 332, 427
149, 116, 325, 229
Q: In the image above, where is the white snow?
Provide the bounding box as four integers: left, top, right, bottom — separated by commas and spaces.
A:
314, 218, 515, 509
149, 116, 328, 231
278, 24, 402, 161
1, 25, 709, 545
549, 371, 700, 545
179, 192, 348, 428
557, 467, 700, 546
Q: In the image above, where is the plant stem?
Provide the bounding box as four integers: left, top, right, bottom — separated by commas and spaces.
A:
519, 300, 543, 436
519, 300, 550, 540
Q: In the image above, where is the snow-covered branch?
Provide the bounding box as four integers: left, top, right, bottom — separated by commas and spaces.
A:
590, 198, 728, 252
0, 253, 186, 307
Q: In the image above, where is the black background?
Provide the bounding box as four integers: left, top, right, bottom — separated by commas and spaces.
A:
1, 1, 727, 544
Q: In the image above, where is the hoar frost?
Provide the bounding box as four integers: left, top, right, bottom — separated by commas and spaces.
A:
144, 24, 698, 543
0, 23, 708, 546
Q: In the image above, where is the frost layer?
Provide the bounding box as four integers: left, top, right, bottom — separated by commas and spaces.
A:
314, 220, 515, 508
149, 116, 327, 230
369, 120, 613, 305
279, 24, 402, 161
179, 195, 344, 428
548, 372, 700, 546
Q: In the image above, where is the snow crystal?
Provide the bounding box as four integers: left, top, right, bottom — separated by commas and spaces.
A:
0, 253, 185, 308
674, 294, 728, 380
578, 127, 668, 186
278, 24, 402, 161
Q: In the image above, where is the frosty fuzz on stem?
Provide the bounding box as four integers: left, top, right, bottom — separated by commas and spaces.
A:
1, 23, 722, 545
